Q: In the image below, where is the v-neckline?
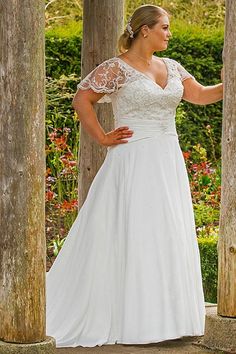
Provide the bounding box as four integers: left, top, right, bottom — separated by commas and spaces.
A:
116, 56, 169, 91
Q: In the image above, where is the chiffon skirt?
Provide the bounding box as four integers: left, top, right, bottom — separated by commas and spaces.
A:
46, 134, 206, 348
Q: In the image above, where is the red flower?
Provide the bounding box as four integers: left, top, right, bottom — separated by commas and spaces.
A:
45, 167, 51, 177
192, 164, 199, 172
55, 135, 68, 150
68, 160, 77, 167
55, 199, 78, 211
48, 131, 57, 141
60, 153, 77, 167
183, 151, 191, 159
46, 190, 54, 201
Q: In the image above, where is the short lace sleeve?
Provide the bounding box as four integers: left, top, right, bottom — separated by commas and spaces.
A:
77, 57, 126, 103
176, 61, 196, 82
169, 59, 196, 82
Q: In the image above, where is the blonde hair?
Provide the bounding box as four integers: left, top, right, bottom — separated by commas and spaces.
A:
118, 5, 170, 53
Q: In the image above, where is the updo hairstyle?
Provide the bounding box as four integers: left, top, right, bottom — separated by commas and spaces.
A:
118, 4, 170, 53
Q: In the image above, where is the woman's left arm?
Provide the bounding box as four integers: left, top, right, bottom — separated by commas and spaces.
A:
182, 68, 223, 105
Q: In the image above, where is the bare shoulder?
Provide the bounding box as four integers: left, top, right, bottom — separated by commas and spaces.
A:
152, 56, 177, 71
160, 57, 180, 67
116, 53, 135, 66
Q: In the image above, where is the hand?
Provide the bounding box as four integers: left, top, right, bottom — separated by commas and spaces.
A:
221, 67, 224, 82
100, 126, 134, 146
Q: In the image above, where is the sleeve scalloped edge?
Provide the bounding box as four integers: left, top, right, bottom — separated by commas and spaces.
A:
181, 75, 196, 82
77, 83, 115, 94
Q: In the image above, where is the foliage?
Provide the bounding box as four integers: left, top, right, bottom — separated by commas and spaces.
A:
46, 19, 83, 37
198, 236, 218, 303
48, 235, 66, 257
46, 35, 82, 78
180, 139, 220, 302
184, 137, 221, 205
45, 0, 82, 29
181, 142, 220, 303
45, 0, 225, 30
45, 74, 80, 269
194, 203, 219, 236
182, 138, 221, 239
125, 0, 225, 29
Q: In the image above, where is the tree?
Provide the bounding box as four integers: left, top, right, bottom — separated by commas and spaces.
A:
78, 0, 124, 208
0, 1, 54, 351
217, 0, 236, 317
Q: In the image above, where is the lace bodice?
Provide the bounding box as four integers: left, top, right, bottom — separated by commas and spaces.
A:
77, 56, 195, 143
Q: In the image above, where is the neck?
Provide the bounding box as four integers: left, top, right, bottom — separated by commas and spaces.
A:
128, 42, 155, 61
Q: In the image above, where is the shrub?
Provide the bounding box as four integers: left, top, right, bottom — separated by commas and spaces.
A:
198, 236, 218, 303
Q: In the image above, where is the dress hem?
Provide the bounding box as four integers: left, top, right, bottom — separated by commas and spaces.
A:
56, 332, 205, 348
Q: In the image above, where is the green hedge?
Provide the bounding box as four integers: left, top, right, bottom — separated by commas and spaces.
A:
198, 236, 218, 303
46, 36, 82, 79
45, 21, 223, 159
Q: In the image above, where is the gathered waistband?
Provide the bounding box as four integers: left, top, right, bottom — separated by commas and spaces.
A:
115, 118, 177, 138
106, 117, 179, 151
107, 130, 179, 152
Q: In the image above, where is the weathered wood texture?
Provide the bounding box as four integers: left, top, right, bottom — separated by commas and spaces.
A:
0, 0, 46, 342
78, 0, 124, 209
217, 0, 236, 317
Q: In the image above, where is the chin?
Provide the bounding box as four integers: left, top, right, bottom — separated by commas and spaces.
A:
158, 48, 167, 52
154, 46, 164, 51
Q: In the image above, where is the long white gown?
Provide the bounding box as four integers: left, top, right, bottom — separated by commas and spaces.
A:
46, 56, 206, 347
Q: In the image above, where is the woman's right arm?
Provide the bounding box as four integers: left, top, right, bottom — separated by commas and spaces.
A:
72, 88, 133, 146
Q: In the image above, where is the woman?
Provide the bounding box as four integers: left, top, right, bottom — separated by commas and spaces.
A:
46, 4, 223, 348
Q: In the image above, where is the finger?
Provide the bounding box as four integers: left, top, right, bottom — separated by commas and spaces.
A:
118, 140, 128, 144
116, 126, 129, 131
116, 133, 132, 140
116, 131, 133, 137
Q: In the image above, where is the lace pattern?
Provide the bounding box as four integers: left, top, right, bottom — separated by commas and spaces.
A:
76, 56, 197, 142
77, 57, 195, 103
169, 58, 196, 82
77, 58, 140, 103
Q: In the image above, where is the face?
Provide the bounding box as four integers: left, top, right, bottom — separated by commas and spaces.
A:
142, 14, 172, 51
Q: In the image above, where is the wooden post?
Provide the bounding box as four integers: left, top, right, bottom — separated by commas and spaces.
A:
78, 0, 124, 209
217, 0, 236, 317
0, 0, 52, 347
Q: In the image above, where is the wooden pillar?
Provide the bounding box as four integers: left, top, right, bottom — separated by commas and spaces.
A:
0, 0, 50, 346
217, 0, 236, 317
78, 0, 124, 209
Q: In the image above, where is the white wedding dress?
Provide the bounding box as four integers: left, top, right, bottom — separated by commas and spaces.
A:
46, 56, 206, 347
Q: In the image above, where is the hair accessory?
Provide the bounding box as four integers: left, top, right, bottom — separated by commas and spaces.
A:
126, 17, 134, 38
